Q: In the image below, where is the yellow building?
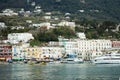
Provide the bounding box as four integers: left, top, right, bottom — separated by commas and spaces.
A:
25, 47, 42, 60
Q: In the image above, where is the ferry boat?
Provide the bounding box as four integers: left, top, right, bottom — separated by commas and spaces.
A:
92, 53, 120, 64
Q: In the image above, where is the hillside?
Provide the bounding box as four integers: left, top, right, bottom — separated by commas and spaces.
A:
0, 0, 120, 22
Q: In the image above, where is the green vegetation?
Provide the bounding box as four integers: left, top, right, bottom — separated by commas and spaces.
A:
0, 0, 120, 46
0, 16, 45, 27
33, 26, 77, 42
29, 26, 77, 46
29, 39, 41, 47
0, 0, 120, 22
0, 16, 120, 44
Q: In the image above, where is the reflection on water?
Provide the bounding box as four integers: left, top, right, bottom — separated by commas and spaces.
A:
0, 63, 120, 80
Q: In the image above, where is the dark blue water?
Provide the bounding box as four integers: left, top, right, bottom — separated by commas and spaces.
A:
0, 63, 120, 80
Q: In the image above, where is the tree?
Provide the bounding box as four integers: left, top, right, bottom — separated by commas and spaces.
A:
53, 26, 76, 38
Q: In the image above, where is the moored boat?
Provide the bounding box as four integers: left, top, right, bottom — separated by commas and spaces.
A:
61, 53, 83, 64
61, 58, 83, 64
92, 53, 120, 64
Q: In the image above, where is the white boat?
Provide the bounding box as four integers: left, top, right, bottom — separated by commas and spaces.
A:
61, 53, 83, 64
61, 58, 83, 64
49, 61, 61, 64
92, 53, 120, 64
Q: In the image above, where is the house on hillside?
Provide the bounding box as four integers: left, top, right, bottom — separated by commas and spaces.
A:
8, 33, 34, 44
1, 9, 18, 16
58, 21, 76, 30
0, 22, 7, 28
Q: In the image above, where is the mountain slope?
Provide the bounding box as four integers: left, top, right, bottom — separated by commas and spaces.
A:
0, 0, 120, 22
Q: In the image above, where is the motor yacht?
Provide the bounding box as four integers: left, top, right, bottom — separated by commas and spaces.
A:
92, 53, 120, 64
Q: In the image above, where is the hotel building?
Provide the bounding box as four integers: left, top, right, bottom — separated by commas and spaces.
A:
58, 36, 112, 60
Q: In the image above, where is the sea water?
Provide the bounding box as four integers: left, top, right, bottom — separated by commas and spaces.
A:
0, 63, 120, 80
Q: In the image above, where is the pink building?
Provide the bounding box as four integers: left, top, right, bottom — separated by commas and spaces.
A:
112, 41, 120, 48
0, 44, 12, 61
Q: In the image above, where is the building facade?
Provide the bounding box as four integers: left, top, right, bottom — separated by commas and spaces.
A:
112, 41, 120, 49
76, 32, 86, 39
0, 22, 7, 28
78, 39, 112, 60
0, 44, 12, 61
8, 33, 34, 44
58, 21, 76, 30
41, 47, 65, 60
25, 47, 42, 60
58, 37, 112, 60
12, 44, 29, 60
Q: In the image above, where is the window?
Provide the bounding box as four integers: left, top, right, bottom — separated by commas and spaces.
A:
32, 49, 34, 51
32, 53, 34, 55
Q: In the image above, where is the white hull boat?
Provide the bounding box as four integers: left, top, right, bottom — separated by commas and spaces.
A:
92, 53, 120, 64
61, 58, 83, 64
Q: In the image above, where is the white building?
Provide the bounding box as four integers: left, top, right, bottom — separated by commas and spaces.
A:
26, 20, 32, 23
0, 22, 7, 28
49, 41, 59, 46
11, 26, 24, 30
32, 23, 41, 27
41, 47, 65, 59
58, 21, 76, 30
65, 13, 71, 16
40, 22, 55, 29
44, 16, 51, 20
8, 33, 34, 44
45, 12, 52, 15
33, 22, 51, 27
24, 11, 31, 17
77, 39, 112, 60
1, 9, 18, 16
58, 37, 80, 58
64, 41, 79, 55
58, 37, 112, 60
78, 10, 84, 13
34, 6, 42, 14
12, 44, 30, 60
76, 32, 86, 39
32, 22, 55, 29
58, 21, 76, 27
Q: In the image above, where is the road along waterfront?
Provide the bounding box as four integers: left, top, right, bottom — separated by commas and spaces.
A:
0, 63, 120, 80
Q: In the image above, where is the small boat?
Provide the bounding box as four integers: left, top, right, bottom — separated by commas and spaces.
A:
34, 61, 40, 64
6, 58, 13, 63
92, 53, 120, 64
49, 61, 61, 64
61, 53, 83, 64
23, 60, 28, 64
61, 58, 83, 64
41, 62, 47, 65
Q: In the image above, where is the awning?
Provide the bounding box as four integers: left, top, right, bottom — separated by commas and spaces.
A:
12, 58, 24, 60
0, 58, 5, 60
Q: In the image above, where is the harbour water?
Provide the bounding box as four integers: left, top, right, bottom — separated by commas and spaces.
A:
0, 63, 120, 80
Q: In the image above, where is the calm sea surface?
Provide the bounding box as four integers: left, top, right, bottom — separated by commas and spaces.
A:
0, 63, 120, 80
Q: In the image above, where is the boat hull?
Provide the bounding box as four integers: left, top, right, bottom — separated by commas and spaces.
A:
61, 61, 83, 64
61, 58, 83, 64
93, 60, 120, 64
